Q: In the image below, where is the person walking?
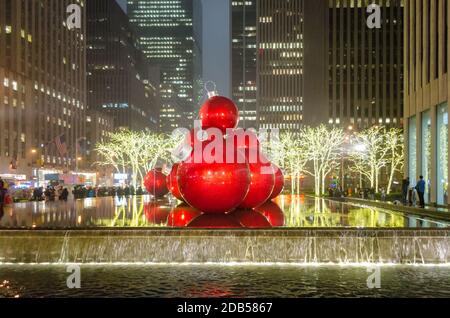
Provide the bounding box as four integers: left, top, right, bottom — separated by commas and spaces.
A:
401, 177, 410, 205
415, 176, 426, 208
0, 180, 8, 218
60, 188, 69, 201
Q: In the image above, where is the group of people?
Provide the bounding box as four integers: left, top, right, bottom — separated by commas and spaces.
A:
32, 186, 69, 202
72, 185, 145, 199
401, 176, 426, 208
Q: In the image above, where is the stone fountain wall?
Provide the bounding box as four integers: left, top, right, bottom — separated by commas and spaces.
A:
0, 229, 449, 264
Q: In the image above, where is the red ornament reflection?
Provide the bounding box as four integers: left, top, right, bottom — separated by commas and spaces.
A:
144, 169, 169, 198
255, 201, 285, 227
167, 163, 184, 201
199, 96, 239, 134
178, 142, 250, 214
229, 209, 272, 228
239, 153, 274, 209
187, 214, 243, 228
269, 164, 285, 199
167, 204, 202, 227
144, 202, 171, 225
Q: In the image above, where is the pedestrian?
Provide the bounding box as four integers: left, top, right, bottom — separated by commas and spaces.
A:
415, 175, 426, 208
60, 188, 69, 201
0, 180, 7, 218
381, 187, 386, 201
401, 177, 410, 205
408, 186, 416, 206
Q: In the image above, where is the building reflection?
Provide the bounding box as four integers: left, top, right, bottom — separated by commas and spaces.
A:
0, 195, 447, 229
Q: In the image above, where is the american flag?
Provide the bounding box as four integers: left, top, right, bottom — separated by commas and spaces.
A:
55, 134, 68, 156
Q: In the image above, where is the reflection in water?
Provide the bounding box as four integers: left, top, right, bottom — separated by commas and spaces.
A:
0, 195, 448, 229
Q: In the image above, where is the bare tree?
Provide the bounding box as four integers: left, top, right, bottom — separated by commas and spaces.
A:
385, 128, 404, 194
301, 125, 345, 196
348, 126, 389, 193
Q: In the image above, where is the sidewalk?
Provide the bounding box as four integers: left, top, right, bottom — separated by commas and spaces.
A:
339, 197, 450, 222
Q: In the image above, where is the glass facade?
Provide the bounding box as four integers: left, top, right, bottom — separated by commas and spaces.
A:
421, 110, 431, 203
437, 103, 448, 205
408, 116, 417, 187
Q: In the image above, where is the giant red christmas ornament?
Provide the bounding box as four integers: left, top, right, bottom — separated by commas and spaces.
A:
269, 164, 285, 199
239, 153, 275, 209
187, 214, 243, 228
229, 209, 272, 228
199, 95, 239, 134
144, 169, 169, 198
177, 142, 250, 214
167, 163, 184, 201
184, 127, 216, 148
255, 201, 285, 227
144, 202, 171, 225
167, 204, 202, 227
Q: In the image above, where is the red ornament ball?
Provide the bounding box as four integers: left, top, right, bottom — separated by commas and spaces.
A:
144, 202, 171, 225
177, 142, 250, 214
269, 164, 285, 199
144, 169, 169, 198
167, 204, 202, 227
229, 209, 272, 229
167, 163, 184, 201
199, 95, 239, 134
184, 127, 216, 148
255, 201, 285, 227
187, 214, 243, 228
239, 153, 275, 209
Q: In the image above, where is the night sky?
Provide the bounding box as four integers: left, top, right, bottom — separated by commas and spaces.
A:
116, 0, 127, 13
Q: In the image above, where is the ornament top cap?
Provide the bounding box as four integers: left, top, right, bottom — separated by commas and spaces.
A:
204, 81, 218, 98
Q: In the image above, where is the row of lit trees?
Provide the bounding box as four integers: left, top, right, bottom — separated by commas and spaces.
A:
95, 125, 404, 196
94, 129, 182, 188
264, 125, 404, 196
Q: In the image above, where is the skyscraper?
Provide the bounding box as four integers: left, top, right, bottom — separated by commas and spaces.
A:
327, 0, 404, 129
87, 0, 160, 132
256, 0, 305, 130
127, 0, 194, 131
232, 0, 257, 129
405, 0, 449, 206
0, 0, 86, 181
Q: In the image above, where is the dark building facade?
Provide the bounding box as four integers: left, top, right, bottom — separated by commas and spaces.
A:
127, 0, 194, 131
232, 0, 257, 129
256, 0, 305, 130
327, 0, 404, 129
87, 0, 159, 132
256, 0, 330, 130
0, 0, 86, 180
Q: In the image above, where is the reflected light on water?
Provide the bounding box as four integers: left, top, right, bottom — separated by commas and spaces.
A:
0, 195, 448, 229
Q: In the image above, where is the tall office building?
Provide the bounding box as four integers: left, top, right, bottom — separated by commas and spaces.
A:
256, 0, 329, 130
87, 0, 160, 132
0, 0, 86, 181
327, 0, 404, 130
405, 0, 449, 206
127, 0, 194, 131
232, 0, 257, 129
256, 0, 305, 130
